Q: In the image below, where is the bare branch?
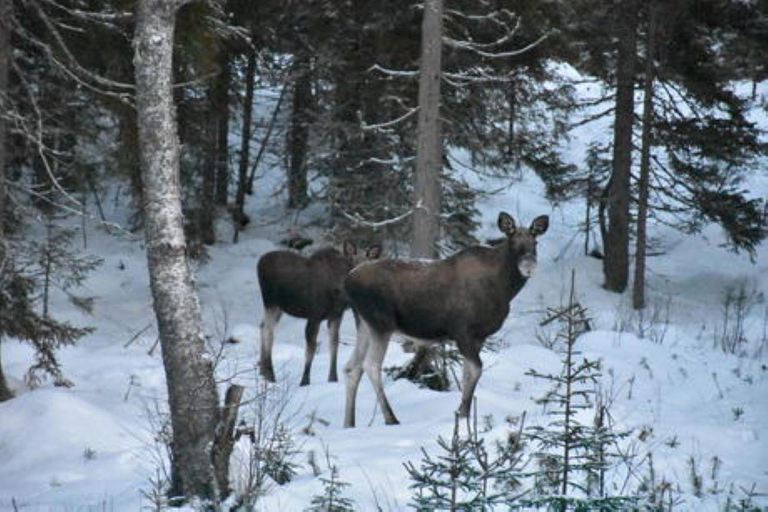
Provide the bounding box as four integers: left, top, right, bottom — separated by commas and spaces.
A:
443, 32, 549, 59
361, 107, 420, 131
338, 204, 419, 229
37, 0, 132, 25
369, 64, 419, 78
5, 179, 137, 239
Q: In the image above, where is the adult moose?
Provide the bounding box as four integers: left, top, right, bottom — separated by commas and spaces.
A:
343, 212, 549, 427
258, 241, 381, 386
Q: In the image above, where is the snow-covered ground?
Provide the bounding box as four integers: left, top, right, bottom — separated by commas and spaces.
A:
1, 85, 767, 511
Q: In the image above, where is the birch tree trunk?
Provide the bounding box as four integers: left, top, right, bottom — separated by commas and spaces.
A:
603, 0, 639, 293
133, 0, 221, 501
411, 0, 444, 259
633, 1, 657, 310
0, 0, 13, 402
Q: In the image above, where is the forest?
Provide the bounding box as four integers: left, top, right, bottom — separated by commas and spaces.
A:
0, 0, 767, 510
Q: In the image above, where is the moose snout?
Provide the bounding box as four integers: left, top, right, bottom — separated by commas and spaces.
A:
518, 254, 537, 277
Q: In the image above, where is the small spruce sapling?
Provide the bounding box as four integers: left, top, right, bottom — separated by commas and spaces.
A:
521, 270, 634, 511
405, 407, 529, 510
306, 464, 355, 512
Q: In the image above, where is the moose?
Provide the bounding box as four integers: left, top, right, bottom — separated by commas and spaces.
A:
343, 212, 549, 427
257, 241, 382, 386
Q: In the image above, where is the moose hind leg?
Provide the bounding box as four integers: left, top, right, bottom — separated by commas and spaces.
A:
344, 318, 370, 428
457, 341, 483, 418
327, 316, 342, 383
259, 307, 282, 382
300, 318, 321, 386
364, 329, 399, 425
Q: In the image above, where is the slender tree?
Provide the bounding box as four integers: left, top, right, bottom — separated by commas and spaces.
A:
633, 0, 658, 310
0, 0, 12, 402
603, 0, 639, 293
411, 0, 444, 259
214, 45, 231, 206
287, 52, 312, 210
133, 0, 221, 501
233, 48, 256, 243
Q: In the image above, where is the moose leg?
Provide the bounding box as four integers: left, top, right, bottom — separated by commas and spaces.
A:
344, 318, 370, 428
364, 329, 399, 425
327, 316, 342, 383
259, 307, 282, 382
456, 341, 483, 418
300, 318, 321, 386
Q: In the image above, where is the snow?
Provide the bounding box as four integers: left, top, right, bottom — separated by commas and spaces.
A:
1, 85, 767, 511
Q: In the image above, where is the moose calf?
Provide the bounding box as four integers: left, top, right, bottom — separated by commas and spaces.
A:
343, 212, 549, 426
257, 241, 381, 386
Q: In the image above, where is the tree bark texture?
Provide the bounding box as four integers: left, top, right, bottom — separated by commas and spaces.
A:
214, 50, 231, 206
133, 0, 221, 501
212, 384, 244, 497
233, 49, 255, 242
0, 0, 14, 402
604, 0, 639, 293
633, 1, 657, 310
199, 100, 217, 245
287, 53, 311, 210
411, 0, 444, 259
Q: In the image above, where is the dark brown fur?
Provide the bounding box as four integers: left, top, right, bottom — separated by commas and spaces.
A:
343, 212, 548, 426
257, 242, 381, 386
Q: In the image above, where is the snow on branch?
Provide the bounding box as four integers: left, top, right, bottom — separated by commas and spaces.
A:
38, 0, 132, 27
5, 179, 136, 239
366, 156, 416, 166
443, 32, 549, 59
14, 1, 134, 105
444, 12, 522, 51
444, 7, 517, 25
361, 107, 420, 131
369, 64, 419, 79
442, 68, 514, 86
338, 203, 422, 229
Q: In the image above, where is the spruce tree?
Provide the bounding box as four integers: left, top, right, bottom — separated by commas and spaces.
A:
521, 271, 634, 511
405, 412, 528, 510
306, 465, 356, 512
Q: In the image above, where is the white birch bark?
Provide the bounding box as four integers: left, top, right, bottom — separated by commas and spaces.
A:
133, 0, 220, 501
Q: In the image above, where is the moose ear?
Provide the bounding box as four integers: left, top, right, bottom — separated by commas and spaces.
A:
343, 240, 357, 257
366, 244, 383, 259
497, 212, 516, 235
530, 215, 549, 236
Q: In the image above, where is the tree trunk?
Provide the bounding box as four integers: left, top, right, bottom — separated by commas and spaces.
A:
407, 0, 444, 386
287, 53, 312, 210
233, 49, 256, 243
133, 0, 221, 502
603, 0, 639, 293
214, 50, 231, 206
411, 0, 444, 259
0, 0, 14, 402
199, 99, 216, 245
633, 1, 657, 310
